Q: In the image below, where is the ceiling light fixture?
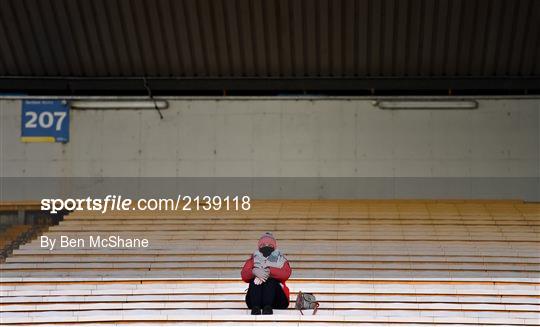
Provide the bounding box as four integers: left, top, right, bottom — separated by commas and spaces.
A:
70, 100, 168, 109
373, 100, 478, 109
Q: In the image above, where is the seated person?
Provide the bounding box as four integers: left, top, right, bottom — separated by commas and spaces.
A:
241, 232, 291, 315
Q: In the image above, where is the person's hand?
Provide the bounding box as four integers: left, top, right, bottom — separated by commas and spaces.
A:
254, 277, 263, 285
252, 267, 269, 281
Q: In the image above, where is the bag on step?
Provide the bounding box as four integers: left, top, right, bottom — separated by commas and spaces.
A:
295, 291, 319, 315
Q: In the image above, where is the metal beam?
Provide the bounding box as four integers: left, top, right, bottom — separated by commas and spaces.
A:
0, 77, 538, 95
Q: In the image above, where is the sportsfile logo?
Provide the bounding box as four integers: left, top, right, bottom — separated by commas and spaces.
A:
41, 195, 252, 214
41, 195, 132, 214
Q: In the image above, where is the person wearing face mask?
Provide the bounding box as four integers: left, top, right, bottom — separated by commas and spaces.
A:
241, 232, 292, 315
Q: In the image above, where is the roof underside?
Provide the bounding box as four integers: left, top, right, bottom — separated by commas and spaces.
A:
0, 0, 539, 95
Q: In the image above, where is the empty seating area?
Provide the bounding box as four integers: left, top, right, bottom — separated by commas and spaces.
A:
0, 202, 55, 262
0, 225, 32, 261
1, 200, 539, 326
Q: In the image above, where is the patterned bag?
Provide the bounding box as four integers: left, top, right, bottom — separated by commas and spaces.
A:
295, 291, 320, 315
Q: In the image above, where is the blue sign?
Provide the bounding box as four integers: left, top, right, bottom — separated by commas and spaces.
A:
21, 100, 69, 143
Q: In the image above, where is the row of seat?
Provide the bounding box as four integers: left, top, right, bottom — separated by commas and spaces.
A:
0, 224, 34, 261
1, 200, 539, 325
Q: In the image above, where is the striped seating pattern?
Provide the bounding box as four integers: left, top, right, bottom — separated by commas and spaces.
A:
1, 200, 539, 326
0, 225, 33, 261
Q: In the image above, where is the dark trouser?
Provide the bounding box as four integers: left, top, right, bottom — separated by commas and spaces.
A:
245, 278, 289, 309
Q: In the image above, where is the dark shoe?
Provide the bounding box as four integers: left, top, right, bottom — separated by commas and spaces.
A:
262, 305, 273, 315
251, 306, 261, 315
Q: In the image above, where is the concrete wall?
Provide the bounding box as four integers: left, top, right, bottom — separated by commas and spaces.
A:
1, 98, 538, 200
1, 99, 538, 178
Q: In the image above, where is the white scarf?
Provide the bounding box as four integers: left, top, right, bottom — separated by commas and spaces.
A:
253, 249, 286, 269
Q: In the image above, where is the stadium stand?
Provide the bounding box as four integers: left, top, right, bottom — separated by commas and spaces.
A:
1, 200, 539, 326
0, 225, 32, 259
0, 203, 60, 263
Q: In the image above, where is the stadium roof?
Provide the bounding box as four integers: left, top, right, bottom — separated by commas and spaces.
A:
0, 0, 539, 95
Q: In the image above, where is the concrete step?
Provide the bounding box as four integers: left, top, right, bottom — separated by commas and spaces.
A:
36, 233, 539, 242
7, 254, 540, 264
2, 308, 538, 325
2, 301, 539, 313
2, 271, 538, 281
2, 261, 539, 272
3, 280, 538, 296
2, 200, 539, 325
2, 293, 538, 305
11, 248, 540, 257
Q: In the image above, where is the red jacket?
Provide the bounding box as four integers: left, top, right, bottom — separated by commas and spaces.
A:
241, 256, 291, 299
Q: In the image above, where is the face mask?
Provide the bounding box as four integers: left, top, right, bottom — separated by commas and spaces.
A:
259, 246, 274, 257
